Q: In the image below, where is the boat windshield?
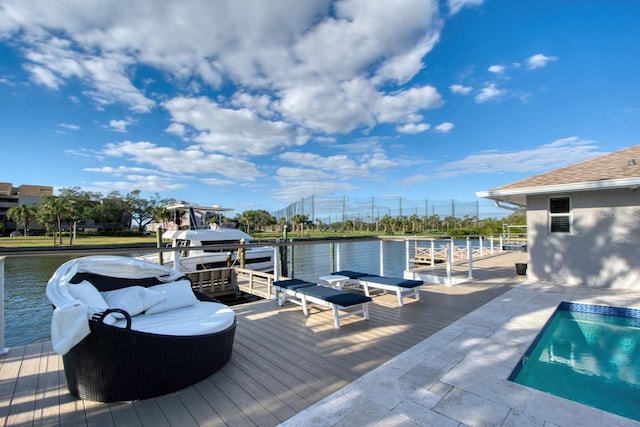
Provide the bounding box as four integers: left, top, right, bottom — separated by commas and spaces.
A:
201, 240, 242, 253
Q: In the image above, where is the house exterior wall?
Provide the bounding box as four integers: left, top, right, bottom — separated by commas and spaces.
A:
0, 183, 53, 235
527, 188, 640, 290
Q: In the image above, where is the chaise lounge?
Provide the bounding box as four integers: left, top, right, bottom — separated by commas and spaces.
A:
273, 278, 372, 329
332, 270, 423, 306
46, 255, 236, 402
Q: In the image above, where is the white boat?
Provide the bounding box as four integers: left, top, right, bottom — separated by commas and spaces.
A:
139, 203, 274, 273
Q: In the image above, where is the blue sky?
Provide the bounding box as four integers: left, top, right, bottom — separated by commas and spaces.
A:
1, 0, 638, 216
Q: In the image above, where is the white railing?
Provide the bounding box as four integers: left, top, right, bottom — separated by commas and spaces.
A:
0, 235, 511, 349
0, 256, 7, 354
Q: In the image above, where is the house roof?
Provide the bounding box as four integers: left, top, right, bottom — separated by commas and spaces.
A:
476, 144, 640, 207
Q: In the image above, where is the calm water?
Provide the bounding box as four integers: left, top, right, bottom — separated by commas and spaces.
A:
511, 306, 640, 421
3, 255, 75, 347
2, 240, 415, 347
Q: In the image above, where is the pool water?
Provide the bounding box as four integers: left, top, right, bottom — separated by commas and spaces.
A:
510, 302, 640, 421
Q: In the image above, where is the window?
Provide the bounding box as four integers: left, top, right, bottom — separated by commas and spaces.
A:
549, 196, 571, 234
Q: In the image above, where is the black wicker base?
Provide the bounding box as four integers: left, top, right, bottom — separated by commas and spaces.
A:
62, 314, 236, 402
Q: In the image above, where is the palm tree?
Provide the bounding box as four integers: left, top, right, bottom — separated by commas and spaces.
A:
152, 206, 172, 230
6, 204, 35, 236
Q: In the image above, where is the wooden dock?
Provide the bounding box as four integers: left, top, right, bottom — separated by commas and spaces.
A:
0, 252, 527, 426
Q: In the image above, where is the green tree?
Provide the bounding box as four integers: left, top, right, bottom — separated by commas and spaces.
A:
58, 187, 100, 245
6, 204, 35, 236
90, 192, 131, 232
290, 214, 310, 233
127, 190, 166, 232
35, 196, 70, 245
504, 211, 526, 225
152, 206, 172, 230
236, 210, 277, 234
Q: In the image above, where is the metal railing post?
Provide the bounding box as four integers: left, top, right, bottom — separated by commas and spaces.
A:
0, 257, 8, 354
467, 237, 473, 280
173, 247, 180, 270
430, 240, 435, 266
272, 246, 280, 285
405, 240, 410, 271
446, 241, 453, 286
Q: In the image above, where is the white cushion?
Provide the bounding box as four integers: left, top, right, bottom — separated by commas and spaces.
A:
66, 280, 117, 325
112, 301, 235, 336
145, 279, 199, 314
101, 286, 166, 318
68, 280, 108, 310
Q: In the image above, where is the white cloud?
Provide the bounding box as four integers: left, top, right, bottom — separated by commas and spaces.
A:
438, 137, 601, 178
434, 122, 454, 133
450, 84, 472, 95
526, 53, 558, 70
448, 0, 484, 15
89, 177, 186, 194
165, 122, 186, 137
488, 64, 505, 74
108, 118, 134, 133
279, 151, 367, 177
2, 0, 445, 136
475, 83, 504, 103
1, 0, 462, 203
397, 123, 430, 134
398, 174, 430, 185
374, 85, 442, 123
102, 140, 261, 181
58, 123, 80, 130
272, 166, 359, 202
164, 96, 305, 156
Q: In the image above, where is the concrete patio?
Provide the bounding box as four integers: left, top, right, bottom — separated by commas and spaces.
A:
282, 280, 640, 426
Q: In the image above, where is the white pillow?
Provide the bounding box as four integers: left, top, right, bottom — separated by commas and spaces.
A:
67, 280, 116, 325
101, 286, 166, 318
68, 280, 108, 310
145, 279, 199, 315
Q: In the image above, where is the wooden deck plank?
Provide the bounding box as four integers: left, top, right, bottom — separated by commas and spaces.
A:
152, 394, 199, 427
0, 252, 527, 427
174, 385, 226, 426
221, 360, 298, 423
227, 351, 312, 414
6, 342, 43, 426
213, 370, 281, 426
0, 345, 26, 422
32, 341, 61, 427
83, 399, 116, 426
131, 399, 171, 427
108, 401, 146, 426
193, 378, 256, 427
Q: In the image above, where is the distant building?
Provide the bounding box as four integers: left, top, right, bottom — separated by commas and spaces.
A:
477, 144, 640, 290
0, 182, 53, 235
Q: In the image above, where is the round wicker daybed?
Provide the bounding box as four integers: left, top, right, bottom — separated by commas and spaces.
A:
46, 255, 236, 402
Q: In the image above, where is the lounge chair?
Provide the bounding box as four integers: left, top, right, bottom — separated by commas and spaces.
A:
332, 270, 423, 306
273, 279, 372, 329
46, 255, 236, 402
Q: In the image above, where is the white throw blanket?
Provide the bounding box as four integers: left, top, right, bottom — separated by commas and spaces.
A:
50, 300, 90, 355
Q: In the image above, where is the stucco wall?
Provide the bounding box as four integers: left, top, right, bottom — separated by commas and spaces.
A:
527, 189, 640, 289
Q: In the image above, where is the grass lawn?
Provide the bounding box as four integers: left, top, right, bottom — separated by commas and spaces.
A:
0, 235, 157, 248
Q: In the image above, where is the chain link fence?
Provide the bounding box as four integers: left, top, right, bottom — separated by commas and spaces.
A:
271, 196, 509, 225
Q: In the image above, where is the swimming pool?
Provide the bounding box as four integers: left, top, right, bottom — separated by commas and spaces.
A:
509, 301, 640, 421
